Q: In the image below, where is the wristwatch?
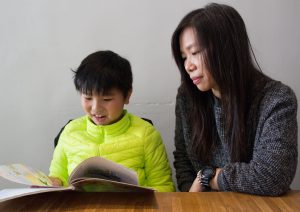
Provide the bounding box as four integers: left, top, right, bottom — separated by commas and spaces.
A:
197, 166, 216, 191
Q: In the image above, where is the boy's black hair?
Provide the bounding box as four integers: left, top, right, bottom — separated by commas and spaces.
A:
73, 50, 133, 97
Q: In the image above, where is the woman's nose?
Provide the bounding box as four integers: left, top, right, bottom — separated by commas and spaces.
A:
185, 59, 196, 72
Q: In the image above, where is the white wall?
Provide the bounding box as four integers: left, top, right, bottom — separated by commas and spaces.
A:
0, 0, 299, 190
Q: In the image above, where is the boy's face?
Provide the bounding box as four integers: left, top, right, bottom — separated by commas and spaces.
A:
80, 88, 132, 125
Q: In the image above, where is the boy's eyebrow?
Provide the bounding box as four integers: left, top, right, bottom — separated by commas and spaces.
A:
102, 90, 116, 96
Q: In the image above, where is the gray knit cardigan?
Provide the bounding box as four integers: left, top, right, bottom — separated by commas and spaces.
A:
173, 78, 298, 196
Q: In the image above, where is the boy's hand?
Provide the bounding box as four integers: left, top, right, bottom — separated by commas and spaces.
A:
49, 176, 63, 187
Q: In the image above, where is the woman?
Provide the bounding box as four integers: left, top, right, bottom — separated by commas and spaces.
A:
171, 3, 297, 196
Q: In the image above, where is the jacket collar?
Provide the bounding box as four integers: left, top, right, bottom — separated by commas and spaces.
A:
86, 110, 130, 140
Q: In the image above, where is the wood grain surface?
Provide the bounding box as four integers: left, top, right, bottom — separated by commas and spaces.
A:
0, 190, 299, 211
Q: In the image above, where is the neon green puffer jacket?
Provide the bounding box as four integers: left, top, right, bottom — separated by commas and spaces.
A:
49, 111, 175, 192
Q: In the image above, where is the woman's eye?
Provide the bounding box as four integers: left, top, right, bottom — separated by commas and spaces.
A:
192, 51, 200, 55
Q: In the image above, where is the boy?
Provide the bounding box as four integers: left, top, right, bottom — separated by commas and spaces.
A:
49, 50, 175, 192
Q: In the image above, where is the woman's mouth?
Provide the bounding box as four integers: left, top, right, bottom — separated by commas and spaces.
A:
191, 76, 203, 85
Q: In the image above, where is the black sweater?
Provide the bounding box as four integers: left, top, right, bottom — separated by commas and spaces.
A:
173, 78, 298, 196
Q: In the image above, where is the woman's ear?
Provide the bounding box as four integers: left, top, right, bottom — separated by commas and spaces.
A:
124, 89, 132, 104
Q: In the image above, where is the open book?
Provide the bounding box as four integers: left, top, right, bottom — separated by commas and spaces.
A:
0, 156, 154, 202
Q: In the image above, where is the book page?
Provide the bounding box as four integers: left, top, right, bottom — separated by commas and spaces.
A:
0, 164, 53, 187
69, 157, 138, 185
71, 178, 154, 192
0, 187, 72, 202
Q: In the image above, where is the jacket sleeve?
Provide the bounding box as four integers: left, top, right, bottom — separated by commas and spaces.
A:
173, 89, 197, 191
49, 129, 69, 186
218, 85, 298, 196
143, 126, 175, 192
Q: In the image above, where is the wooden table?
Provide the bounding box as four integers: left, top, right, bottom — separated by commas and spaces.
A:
0, 191, 299, 211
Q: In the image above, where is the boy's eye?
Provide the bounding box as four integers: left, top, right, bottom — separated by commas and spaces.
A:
103, 98, 113, 101
83, 96, 92, 100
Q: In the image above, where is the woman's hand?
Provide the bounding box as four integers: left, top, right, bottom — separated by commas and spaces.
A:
189, 177, 203, 192
210, 168, 222, 190
49, 176, 63, 187
189, 168, 222, 192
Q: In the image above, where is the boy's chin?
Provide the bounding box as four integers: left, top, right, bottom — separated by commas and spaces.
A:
92, 119, 108, 126
91, 117, 117, 126
88, 116, 107, 125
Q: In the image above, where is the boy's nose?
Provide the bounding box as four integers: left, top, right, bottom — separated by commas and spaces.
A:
91, 102, 103, 114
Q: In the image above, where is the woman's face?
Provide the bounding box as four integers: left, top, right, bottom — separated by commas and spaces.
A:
179, 27, 220, 98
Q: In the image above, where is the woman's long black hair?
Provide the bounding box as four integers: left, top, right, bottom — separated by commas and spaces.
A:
171, 3, 263, 162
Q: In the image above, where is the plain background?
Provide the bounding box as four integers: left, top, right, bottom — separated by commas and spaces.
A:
0, 0, 299, 190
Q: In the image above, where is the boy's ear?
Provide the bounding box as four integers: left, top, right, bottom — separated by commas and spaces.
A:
124, 89, 132, 104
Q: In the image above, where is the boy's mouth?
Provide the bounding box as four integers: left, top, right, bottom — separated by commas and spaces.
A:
93, 115, 106, 124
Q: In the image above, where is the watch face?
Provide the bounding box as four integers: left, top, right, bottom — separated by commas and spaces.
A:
199, 166, 216, 189
202, 167, 215, 177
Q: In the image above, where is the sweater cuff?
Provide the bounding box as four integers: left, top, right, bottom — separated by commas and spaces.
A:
180, 182, 192, 192
217, 170, 227, 191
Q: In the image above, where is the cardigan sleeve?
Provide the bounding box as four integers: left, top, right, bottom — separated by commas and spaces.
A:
217, 84, 298, 196
173, 89, 198, 191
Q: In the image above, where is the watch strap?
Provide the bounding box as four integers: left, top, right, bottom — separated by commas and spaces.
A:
197, 166, 216, 191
